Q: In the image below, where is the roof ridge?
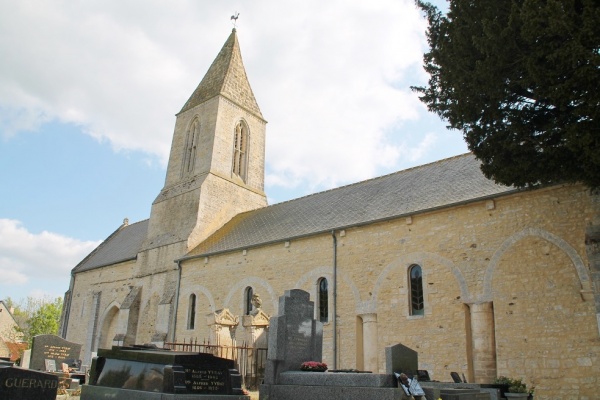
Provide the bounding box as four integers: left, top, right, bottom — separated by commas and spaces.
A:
271, 152, 474, 207
71, 219, 145, 273
185, 152, 521, 258
212, 153, 475, 226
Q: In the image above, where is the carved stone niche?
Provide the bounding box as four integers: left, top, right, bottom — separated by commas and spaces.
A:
241, 309, 270, 349
207, 309, 239, 347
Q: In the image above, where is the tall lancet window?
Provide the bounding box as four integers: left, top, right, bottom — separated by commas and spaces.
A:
244, 286, 253, 315
232, 121, 248, 181
182, 118, 199, 177
187, 294, 196, 330
409, 264, 424, 316
317, 277, 328, 323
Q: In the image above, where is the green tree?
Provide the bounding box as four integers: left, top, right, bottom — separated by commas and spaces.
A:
2, 296, 62, 346
413, 0, 600, 188
27, 297, 62, 343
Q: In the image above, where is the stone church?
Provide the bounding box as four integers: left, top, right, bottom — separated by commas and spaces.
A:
59, 29, 600, 398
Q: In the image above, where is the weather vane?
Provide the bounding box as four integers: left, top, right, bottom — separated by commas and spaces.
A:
231, 12, 239, 28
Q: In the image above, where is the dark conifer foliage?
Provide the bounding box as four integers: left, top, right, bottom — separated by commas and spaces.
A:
413, 0, 600, 188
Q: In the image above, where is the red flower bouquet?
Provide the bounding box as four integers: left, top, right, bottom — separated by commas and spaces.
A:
300, 361, 328, 372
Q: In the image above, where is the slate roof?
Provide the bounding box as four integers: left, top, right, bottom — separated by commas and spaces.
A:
72, 219, 149, 273
72, 153, 519, 273
185, 153, 518, 258
178, 28, 263, 119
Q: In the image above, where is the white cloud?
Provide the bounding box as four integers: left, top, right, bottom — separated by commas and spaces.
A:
0, 219, 101, 295
0, 0, 452, 194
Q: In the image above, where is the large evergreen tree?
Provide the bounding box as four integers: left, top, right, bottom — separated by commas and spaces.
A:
413, 0, 600, 188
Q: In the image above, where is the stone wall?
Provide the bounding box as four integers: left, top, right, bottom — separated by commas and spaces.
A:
64, 254, 179, 363
176, 183, 599, 398
65, 183, 599, 398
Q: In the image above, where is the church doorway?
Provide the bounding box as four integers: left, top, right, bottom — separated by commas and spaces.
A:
98, 305, 119, 349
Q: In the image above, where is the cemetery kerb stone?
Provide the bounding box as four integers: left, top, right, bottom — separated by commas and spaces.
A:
0, 365, 59, 400
30, 334, 82, 371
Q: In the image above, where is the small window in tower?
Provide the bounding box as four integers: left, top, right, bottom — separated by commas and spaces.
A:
182, 119, 199, 177
318, 277, 328, 322
244, 286, 253, 315
409, 264, 424, 316
232, 121, 248, 181
187, 294, 196, 329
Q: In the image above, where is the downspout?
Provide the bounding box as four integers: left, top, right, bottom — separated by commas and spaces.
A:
331, 230, 338, 370
170, 260, 183, 343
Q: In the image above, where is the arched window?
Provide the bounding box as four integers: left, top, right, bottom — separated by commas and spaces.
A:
409, 265, 424, 316
232, 121, 248, 181
187, 294, 196, 329
318, 277, 328, 322
244, 286, 253, 315
182, 119, 199, 176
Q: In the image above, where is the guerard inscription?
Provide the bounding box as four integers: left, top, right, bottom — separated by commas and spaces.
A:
3, 377, 58, 389
0, 367, 59, 400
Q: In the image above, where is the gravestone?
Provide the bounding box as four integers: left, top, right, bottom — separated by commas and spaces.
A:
263, 289, 323, 385
82, 345, 249, 399
385, 343, 418, 376
0, 366, 59, 400
260, 289, 407, 400
30, 334, 82, 371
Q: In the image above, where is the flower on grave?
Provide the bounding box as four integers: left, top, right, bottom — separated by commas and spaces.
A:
300, 361, 328, 371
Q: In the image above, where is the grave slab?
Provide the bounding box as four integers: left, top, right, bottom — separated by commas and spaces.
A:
420, 382, 493, 400
82, 346, 249, 399
81, 385, 250, 400
0, 366, 59, 400
265, 384, 402, 400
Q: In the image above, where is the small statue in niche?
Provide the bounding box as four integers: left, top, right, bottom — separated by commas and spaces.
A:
250, 293, 262, 316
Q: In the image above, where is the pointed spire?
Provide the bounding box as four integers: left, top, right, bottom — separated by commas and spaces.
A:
179, 29, 263, 119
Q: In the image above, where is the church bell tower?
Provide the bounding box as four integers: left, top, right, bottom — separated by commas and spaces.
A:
143, 29, 268, 252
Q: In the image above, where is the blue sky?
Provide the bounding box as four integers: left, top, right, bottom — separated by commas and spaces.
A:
0, 0, 466, 303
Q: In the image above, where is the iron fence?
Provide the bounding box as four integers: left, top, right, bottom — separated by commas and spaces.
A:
164, 338, 267, 390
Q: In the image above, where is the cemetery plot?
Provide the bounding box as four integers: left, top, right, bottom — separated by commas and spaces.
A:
0, 366, 59, 400
30, 334, 82, 372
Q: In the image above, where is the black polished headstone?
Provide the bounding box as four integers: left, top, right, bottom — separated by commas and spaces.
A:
0, 366, 58, 400
30, 334, 82, 371
87, 346, 244, 395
